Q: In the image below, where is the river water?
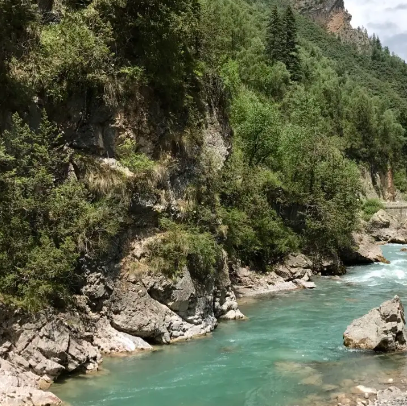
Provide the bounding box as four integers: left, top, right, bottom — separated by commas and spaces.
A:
53, 244, 407, 406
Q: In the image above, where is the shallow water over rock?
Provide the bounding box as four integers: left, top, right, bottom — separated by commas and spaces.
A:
53, 244, 407, 406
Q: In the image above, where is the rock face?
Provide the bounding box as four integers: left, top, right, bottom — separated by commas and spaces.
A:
367, 210, 407, 244
292, 0, 370, 51
341, 231, 385, 265
369, 210, 392, 230
0, 240, 245, 405
232, 254, 315, 297
0, 301, 154, 406
343, 296, 407, 351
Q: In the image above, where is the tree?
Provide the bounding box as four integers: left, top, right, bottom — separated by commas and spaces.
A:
344, 88, 378, 165
266, 6, 284, 63
0, 0, 38, 111
232, 90, 282, 167
282, 6, 301, 81
0, 114, 123, 309
96, 0, 202, 109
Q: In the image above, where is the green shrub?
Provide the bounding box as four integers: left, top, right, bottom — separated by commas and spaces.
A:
116, 138, 155, 175
394, 169, 407, 193
19, 7, 113, 101
362, 198, 385, 221
148, 219, 221, 280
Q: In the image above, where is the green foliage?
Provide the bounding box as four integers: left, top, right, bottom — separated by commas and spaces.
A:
2, 0, 407, 307
265, 5, 301, 80
394, 169, 407, 193
282, 6, 301, 81
231, 89, 281, 166
96, 0, 201, 108
0, 114, 123, 310
25, 7, 113, 100
215, 146, 299, 269
0, 0, 38, 110
148, 219, 221, 280
116, 138, 155, 175
362, 199, 385, 222
266, 6, 284, 63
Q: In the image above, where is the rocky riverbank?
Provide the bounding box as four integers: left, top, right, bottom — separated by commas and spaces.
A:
0, 247, 326, 405
0, 216, 394, 406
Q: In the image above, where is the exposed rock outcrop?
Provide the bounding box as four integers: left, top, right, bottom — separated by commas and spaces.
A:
292, 0, 370, 51
341, 231, 385, 265
232, 254, 315, 297
0, 302, 153, 406
367, 210, 407, 244
343, 296, 407, 352
0, 239, 245, 405
372, 387, 407, 406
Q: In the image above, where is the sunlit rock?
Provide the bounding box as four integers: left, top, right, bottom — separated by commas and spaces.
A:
344, 296, 407, 352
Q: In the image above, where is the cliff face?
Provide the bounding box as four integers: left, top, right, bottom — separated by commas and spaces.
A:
0, 69, 246, 403
0, 258, 244, 406
292, 0, 370, 51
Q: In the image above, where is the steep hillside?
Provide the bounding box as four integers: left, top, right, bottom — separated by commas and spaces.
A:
1, 0, 407, 403
1, 0, 406, 308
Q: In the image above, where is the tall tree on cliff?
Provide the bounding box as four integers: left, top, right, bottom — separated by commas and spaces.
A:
0, 0, 37, 111
266, 6, 284, 63
283, 6, 301, 81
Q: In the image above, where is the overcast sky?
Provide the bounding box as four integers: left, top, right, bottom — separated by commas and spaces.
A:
346, 0, 407, 60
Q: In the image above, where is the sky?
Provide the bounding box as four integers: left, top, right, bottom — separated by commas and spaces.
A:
346, 0, 407, 60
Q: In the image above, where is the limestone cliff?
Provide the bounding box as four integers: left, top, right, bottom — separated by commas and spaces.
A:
292, 0, 370, 51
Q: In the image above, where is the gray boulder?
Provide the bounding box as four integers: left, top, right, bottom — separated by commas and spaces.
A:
344, 296, 407, 351
341, 232, 385, 265
369, 209, 392, 229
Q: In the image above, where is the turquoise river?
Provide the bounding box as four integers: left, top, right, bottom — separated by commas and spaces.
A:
53, 244, 407, 406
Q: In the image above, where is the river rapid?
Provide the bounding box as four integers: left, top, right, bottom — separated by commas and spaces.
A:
53, 244, 407, 406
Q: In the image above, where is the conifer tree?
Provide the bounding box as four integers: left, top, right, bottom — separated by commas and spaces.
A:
266, 6, 283, 63
283, 6, 301, 81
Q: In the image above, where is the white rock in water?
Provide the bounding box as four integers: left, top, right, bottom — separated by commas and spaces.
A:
344, 296, 407, 352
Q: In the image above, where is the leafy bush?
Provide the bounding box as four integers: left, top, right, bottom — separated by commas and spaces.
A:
29, 8, 113, 100
148, 219, 221, 280
394, 169, 407, 193
116, 138, 155, 175
362, 199, 385, 221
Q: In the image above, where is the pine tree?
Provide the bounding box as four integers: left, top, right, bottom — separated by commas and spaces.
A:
282, 6, 301, 81
266, 6, 283, 63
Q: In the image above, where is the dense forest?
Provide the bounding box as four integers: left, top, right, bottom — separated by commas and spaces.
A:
1, 0, 407, 310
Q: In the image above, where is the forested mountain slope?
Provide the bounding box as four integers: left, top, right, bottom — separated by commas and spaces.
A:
0, 0, 406, 311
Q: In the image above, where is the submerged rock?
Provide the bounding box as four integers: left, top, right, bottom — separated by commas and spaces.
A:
343, 296, 407, 352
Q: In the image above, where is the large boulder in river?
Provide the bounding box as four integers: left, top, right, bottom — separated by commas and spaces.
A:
341, 231, 385, 265
343, 296, 407, 351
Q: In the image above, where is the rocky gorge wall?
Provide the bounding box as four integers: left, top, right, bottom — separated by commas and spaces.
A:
0, 2, 402, 402
292, 0, 371, 51
0, 71, 243, 404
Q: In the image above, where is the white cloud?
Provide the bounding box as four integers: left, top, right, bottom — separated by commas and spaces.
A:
345, 0, 407, 59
